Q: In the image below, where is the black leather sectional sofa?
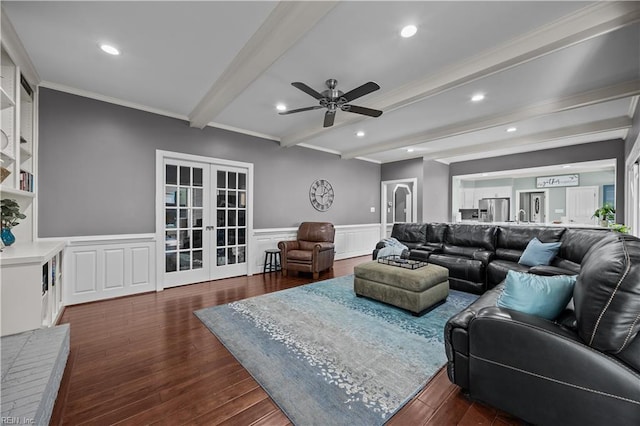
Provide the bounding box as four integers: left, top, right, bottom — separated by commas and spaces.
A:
375, 223, 640, 425
374, 222, 612, 294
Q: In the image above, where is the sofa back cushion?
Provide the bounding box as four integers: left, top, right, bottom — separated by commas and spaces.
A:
574, 233, 640, 353
297, 222, 335, 243
445, 224, 497, 251
495, 226, 565, 262
558, 228, 613, 264
426, 223, 448, 244
391, 223, 427, 244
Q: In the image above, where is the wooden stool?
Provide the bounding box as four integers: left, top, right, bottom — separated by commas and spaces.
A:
263, 249, 281, 273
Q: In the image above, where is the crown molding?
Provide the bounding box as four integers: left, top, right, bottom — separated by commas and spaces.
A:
422, 116, 632, 161
1, 6, 40, 86
280, 1, 640, 148
40, 81, 282, 142
341, 80, 640, 159
39, 81, 189, 121
188, 1, 338, 129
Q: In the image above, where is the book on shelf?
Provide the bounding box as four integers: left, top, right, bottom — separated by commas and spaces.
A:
19, 170, 33, 192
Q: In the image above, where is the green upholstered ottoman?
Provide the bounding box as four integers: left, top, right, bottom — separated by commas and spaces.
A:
354, 261, 449, 316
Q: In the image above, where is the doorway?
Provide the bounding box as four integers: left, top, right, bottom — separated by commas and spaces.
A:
515, 189, 549, 223
381, 178, 418, 238
156, 151, 253, 289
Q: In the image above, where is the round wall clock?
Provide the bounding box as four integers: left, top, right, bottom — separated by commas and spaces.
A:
309, 179, 334, 211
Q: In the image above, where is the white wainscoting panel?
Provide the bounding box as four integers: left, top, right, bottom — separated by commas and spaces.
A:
65, 235, 155, 305
251, 224, 380, 275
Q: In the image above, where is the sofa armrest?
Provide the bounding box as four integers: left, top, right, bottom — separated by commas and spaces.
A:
278, 240, 299, 253
375, 241, 387, 250
472, 250, 494, 266
314, 242, 335, 252
528, 265, 576, 276
467, 307, 640, 425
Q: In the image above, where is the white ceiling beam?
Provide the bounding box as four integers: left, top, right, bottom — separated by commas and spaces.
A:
280, 1, 640, 147
188, 1, 338, 129
422, 116, 632, 161
341, 80, 640, 159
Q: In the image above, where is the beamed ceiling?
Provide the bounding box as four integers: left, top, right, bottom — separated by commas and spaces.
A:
3, 1, 639, 164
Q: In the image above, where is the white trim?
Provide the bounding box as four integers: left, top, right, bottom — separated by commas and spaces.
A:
422, 116, 632, 161
206, 121, 279, 142
514, 189, 550, 224
342, 81, 640, 159
155, 150, 254, 290
0, 10, 40, 85
251, 223, 380, 275
280, 1, 640, 148
39, 81, 281, 143
40, 81, 188, 121
380, 178, 418, 239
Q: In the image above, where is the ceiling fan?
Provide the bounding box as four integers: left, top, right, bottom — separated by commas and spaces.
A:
279, 79, 383, 127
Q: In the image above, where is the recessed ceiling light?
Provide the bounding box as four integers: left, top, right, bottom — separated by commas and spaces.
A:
407, 148, 415, 153
471, 93, 485, 102
100, 44, 120, 55
563, 165, 572, 168
276, 103, 287, 111
356, 130, 365, 137
482, 173, 489, 177
506, 127, 517, 132
400, 25, 418, 38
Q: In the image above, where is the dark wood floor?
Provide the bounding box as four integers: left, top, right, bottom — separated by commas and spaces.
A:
51, 256, 522, 425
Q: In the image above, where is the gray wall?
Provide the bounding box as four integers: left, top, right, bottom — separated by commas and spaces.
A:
449, 139, 626, 223
38, 89, 380, 237
423, 159, 449, 222
381, 158, 423, 221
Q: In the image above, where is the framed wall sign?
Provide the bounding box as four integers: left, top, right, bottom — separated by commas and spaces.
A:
536, 174, 579, 188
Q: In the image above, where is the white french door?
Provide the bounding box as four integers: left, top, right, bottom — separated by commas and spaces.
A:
158, 151, 252, 289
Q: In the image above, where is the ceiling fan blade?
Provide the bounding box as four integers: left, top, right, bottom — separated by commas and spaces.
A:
343, 104, 383, 117
323, 111, 336, 127
291, 82, 323, 100
341, 82, 380, 102
279, 105, 323, 115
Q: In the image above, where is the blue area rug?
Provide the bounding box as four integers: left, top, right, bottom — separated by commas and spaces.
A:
195, 275, 477, 425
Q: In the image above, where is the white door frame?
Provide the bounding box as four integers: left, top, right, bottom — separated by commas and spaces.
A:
514, 189, 549, 223
155, 150, 254, 291
380, 178, 418, 239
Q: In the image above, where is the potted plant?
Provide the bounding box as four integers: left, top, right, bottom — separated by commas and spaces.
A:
1, 199, 26, 246
592, 203, 615, 227
610, 223, 631, 234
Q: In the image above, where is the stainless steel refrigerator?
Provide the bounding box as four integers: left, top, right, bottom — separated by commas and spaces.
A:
479, 198, 510, 222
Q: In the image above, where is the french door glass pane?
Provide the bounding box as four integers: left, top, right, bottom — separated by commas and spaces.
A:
165, 163, 204, 274
166, 231, 177, 250
215, 170, 247, 267
166, 165, 177, 185
166, 253, 177, 272
193, 168, 203, 187
166, 187, 177, 206
166, 209, 177, 228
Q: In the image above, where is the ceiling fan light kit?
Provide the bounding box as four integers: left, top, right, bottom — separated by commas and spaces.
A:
280, 79, 383, 127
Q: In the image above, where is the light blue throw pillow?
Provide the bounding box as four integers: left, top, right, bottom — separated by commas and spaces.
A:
518, 237, 561, 267
497, 270, 576, 320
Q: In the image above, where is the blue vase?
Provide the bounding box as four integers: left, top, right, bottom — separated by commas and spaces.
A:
1, 228, 15, 246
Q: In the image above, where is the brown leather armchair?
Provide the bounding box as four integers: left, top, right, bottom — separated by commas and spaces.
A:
278, 222, 336, 279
